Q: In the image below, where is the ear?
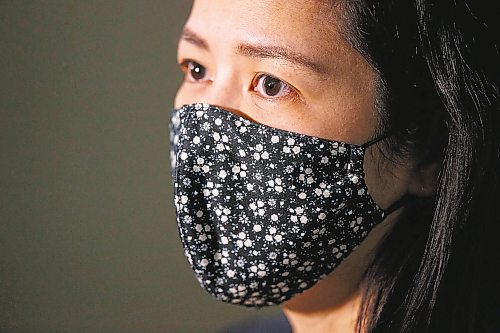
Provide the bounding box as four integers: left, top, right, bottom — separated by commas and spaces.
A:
407, 161, 440, 197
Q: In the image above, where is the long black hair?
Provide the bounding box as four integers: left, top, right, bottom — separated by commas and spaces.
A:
333, 1, 500, 332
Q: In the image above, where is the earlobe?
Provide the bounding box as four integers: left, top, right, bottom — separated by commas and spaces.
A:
407, 162, 440, 197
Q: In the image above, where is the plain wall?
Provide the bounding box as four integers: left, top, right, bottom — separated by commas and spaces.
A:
0, 1, 278, 332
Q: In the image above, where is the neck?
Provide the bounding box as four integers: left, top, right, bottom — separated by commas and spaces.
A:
283, 289, 362, 333
281, 213, 399, 333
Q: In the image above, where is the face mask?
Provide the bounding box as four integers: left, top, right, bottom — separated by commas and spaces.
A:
170, 103, 398, 307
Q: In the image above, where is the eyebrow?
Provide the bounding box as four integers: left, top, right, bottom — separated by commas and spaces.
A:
236, 43, 327, 74
180, 27, 210, 50
180, 27, 328, 75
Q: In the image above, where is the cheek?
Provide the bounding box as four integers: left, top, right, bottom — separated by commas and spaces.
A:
362, 148, 413, 210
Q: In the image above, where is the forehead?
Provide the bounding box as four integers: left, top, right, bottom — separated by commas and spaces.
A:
186, 0, 354, 67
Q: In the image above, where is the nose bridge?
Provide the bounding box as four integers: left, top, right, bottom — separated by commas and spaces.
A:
203, 68, 244, 115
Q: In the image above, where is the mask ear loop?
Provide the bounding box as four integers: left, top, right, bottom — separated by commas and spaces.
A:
360, 131, 394, 149
360, 132, 413, 215
381, 195, 411, 216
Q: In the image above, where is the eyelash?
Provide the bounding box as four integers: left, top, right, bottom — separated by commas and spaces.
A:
178, 59, 300, 102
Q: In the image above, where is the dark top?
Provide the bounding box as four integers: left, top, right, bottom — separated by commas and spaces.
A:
216, 307, 500, 332
217, 312, 292, 333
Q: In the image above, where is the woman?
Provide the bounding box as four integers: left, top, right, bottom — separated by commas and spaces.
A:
170, 0, 500, 332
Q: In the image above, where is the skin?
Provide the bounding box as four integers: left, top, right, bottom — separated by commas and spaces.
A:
174, 1, 435, 332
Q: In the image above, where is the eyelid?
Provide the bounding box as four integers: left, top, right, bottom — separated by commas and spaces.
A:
178, 58, 198, 73
178, 59, 189, 71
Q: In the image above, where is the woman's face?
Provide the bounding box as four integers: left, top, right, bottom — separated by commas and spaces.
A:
175, 0, 418, 222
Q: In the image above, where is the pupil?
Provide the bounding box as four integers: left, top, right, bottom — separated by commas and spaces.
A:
263, 76, 282, 96
190, 62, 206, 80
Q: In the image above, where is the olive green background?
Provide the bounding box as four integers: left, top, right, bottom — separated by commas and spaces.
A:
0, 1, 278, 332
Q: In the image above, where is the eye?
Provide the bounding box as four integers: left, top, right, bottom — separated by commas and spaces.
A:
251, 74, 294, 99
180, 60, 209, 83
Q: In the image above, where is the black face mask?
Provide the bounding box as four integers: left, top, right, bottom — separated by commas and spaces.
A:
170, 103, 400, 307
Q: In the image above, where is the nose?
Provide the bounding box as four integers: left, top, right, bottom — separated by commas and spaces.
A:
201, 72, 243, 114
175, 70, 255, 121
